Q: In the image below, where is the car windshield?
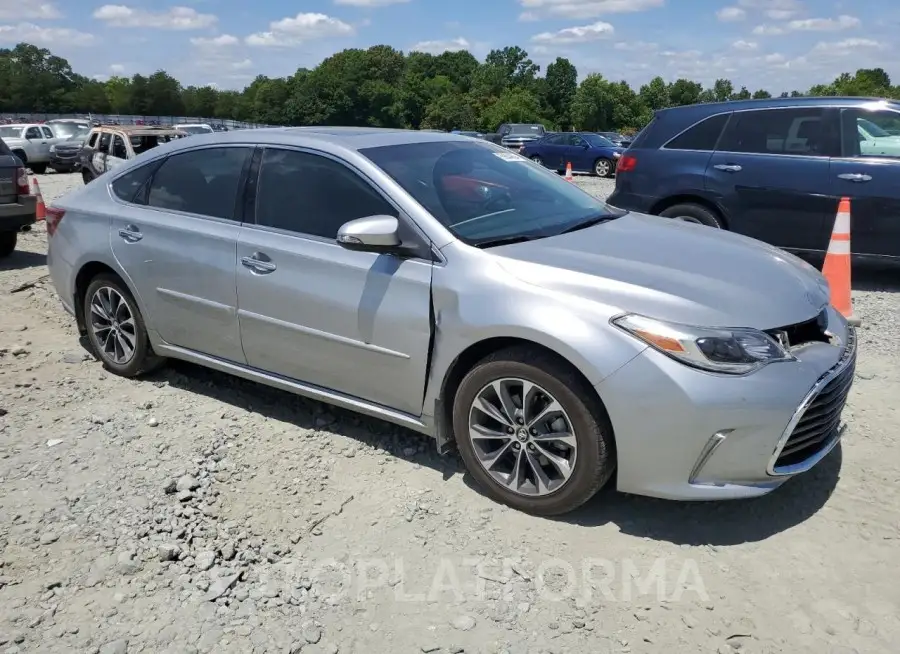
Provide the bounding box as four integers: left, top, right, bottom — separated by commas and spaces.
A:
360, 139, 624, 247
0, 126, 23, 138
51, 122, 90, 139
508, 124, 543, 135
583, 133, 615, 147
858, 118, 891, 138
602, 132, 624, 139
180, 125, 213, 134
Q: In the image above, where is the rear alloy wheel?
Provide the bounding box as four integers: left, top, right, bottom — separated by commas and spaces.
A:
594, 158, 613, 177
83, 274, 164, 377
659, 203, 723, 228
0, 231, 17, 258
453, 346, 616, 516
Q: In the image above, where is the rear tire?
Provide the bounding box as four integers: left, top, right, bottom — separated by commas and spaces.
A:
658, 203, 723, 228
452, 346, 616, 516
83, 273, 165, 377
0, 231, 16, 258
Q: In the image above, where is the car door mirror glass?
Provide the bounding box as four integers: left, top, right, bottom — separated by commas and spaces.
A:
336, 215, 401, 252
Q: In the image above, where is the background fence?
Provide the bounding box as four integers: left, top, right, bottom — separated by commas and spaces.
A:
0, 113, 279, 129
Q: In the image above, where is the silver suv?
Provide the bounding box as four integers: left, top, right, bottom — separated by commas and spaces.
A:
47, 128, 855, 515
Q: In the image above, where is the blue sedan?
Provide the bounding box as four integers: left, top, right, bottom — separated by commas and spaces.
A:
519, 132, 625, 177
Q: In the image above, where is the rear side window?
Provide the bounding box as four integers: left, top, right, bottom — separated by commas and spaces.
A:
146, 147, 250, 220
111, 161, 161, 203
717, 108, 836, 157
664, 113, 730, 151
25, 127, 41, 139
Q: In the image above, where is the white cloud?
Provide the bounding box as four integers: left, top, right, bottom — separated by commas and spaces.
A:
0, 23, 94, 45
245, 12, 354, 47
811, 38, 886, 52
717, 7, 746, 21
333, 0, 410, 4
753, 14, 860, 35
765, 9, 795, 19
613, 40, 658, 52
732, 39, 758, 50
531, 20, 614, 44
93, 5, 217, 30
190, 34, 240, 48
109, 63, 125, 73
0, 2, 61, 20
517, 0, 663, 20
410, 37, 471, 54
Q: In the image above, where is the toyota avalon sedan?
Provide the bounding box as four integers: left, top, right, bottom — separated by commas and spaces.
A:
45, 127, 855, 516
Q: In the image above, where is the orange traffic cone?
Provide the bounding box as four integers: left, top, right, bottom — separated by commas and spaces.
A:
32, 177, 46, 221
564, 161, 573, 182
822, 197, 860, 326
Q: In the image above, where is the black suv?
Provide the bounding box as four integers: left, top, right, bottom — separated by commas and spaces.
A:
608, 96, 900, 259
0, 137, 36, 258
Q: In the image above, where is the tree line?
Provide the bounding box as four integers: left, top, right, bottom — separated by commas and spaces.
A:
0, 42, 896, 133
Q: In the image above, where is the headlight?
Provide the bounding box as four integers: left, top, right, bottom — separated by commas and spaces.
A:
613, 314, 794, 374
613, 152, 621, 158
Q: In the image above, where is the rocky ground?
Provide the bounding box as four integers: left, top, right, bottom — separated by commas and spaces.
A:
1, 171, 898, 654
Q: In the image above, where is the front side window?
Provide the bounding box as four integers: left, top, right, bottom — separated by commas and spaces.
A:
583, 134, 615, 147
717, 108, 836, 156
361, 140, 624, 247
87, 132, 99, 148
25, 127, 42, 139
255, 148, 397, 239
842, 108, 900, 159
41, 126, 54, 139
665, 113, 730, 151
98, 132, 111, 152
146, 147, 250, 220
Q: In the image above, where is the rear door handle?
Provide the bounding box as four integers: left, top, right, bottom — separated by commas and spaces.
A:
118, 225, 142, 242
714, 164, 742, 172
241, 255, 276, 274
837, 173, 872, 183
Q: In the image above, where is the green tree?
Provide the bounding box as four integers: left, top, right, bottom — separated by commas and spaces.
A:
544, 57, 577, 129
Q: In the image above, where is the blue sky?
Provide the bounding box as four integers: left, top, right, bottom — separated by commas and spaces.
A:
1, 0, 898, 92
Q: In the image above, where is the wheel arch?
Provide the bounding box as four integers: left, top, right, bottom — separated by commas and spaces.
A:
433, 336, 618, 456
73, 261, 147, 336
649, 194, 729, 229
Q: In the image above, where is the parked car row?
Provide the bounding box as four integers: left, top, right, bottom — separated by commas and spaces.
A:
43, 124, 855, 517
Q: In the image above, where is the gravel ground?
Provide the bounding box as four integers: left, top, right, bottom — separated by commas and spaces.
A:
1, 171, 898, 654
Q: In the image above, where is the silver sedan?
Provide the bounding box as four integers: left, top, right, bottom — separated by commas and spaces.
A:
46, 127, 855, 515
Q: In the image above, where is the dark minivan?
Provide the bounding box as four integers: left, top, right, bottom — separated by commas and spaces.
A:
608, 97, 900, 259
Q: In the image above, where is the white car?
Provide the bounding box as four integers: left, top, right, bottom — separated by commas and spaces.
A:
0, 123, 62, 173
177, 123, 215, 136
857, 117, 900, 157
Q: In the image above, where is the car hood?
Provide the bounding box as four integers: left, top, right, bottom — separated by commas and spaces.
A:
492, 212, 830, 329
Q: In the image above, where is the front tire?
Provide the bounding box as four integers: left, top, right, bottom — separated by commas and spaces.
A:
594, 158, 614, 177
530, 155, 543, 166
83, 274, 164, 377
30, 163, 47, 174
452, 346, 616, 516
0, 231, 17, 258
658, 203, 723, 228
82, 169, 94, 185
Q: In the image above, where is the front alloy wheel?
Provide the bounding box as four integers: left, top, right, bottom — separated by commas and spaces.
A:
594, 158, 613, 177
530, 155, 543, 165
468, 378, 577, 496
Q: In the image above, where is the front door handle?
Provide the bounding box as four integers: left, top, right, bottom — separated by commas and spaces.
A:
714, 164, 742, 172
837, 173, 872, 183
118, 225, 142, 242
241, 255, 276, 274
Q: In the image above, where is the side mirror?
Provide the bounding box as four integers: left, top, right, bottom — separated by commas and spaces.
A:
336, 215, 402, 253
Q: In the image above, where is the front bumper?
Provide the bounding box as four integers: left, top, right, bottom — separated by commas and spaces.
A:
597, 306, 855, 500
50, 153, 81, 170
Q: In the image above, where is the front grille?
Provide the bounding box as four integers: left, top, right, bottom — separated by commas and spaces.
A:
766, 308, 830, 347
774, 328, 856, 470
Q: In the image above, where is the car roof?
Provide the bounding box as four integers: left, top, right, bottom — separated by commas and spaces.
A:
152, 126, 479, 154
3, 124, 35, 129
657, 95, 900, 116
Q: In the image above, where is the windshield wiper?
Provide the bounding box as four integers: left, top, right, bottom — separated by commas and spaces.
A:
474, 234, 544, 249
557, 213, 622, 235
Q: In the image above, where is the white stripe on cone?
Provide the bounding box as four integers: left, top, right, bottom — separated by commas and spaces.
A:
833, 211, 850, 234
826, 239, 851, 255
